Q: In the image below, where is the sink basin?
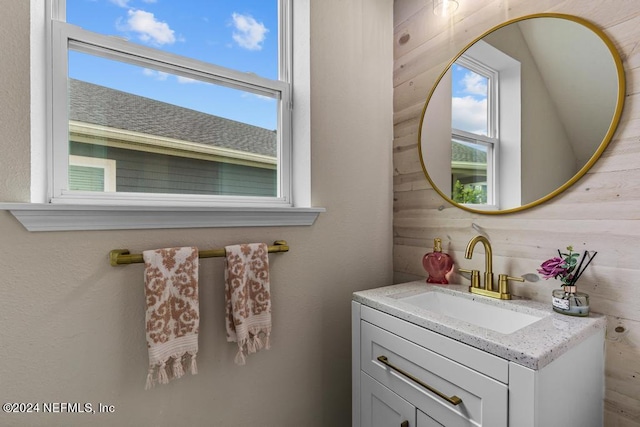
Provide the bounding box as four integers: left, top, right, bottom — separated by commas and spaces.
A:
398, 291, 547, 334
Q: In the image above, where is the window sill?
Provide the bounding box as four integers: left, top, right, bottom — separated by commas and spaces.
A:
0, 203, 324, 231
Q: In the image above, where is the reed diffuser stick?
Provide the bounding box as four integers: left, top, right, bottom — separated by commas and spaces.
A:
570, 251, 597, 286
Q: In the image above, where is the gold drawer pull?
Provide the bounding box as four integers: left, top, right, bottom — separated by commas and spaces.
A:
377, 356, 463, 406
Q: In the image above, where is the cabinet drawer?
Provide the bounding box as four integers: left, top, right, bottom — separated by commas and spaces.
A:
361, 305, 508, 382
361, 320, 507, 427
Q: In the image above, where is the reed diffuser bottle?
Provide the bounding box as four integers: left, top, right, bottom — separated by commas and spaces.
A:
539, 246, 596, 317
422, 238, 453, 284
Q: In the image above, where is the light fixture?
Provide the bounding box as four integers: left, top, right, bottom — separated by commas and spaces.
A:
433, 0, 459, 16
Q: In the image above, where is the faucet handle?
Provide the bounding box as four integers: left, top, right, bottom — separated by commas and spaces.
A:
459, 268, 480, 288
498, 274, 524, 295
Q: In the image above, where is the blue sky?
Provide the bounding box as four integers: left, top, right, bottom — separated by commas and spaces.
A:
451, 63, 488, 136
67, 0, 278, 130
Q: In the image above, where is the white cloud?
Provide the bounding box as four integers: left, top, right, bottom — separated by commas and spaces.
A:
176, 76, 199, 84
231, 13, 268, 51
460, 72, 487, 96
119, 9, 176, 46
143, 71, 202, 85
142, 68, 169, 81
109, 0, 156, 5
452, 96, 487, 135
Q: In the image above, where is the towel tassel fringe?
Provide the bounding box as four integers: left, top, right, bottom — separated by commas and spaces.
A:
145, 367, 155, 390
173, 356, 185, 379
234, 348, 247, 365
158, 362, 170, 385
189, 352, 198, 375
264, 334, 271, 350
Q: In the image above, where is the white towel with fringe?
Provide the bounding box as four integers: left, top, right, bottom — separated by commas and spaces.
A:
143, 246, 199, 389
225, 243, 272, 365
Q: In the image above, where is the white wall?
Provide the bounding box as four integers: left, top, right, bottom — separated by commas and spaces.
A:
484, 22, 575, 205
0, 1, 394, 426
421, 69, 452, 195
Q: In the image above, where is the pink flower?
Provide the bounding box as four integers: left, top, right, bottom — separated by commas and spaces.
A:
537, 257, 568, 280
538, 246, 597, 287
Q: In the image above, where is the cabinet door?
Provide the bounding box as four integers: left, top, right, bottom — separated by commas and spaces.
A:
361, 372, 416, 427
417, 409, 444, 427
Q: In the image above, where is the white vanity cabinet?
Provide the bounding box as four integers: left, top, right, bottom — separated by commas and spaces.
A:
352, 289, 605, 427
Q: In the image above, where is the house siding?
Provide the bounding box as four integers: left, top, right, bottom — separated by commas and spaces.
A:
70, 141, 277, 197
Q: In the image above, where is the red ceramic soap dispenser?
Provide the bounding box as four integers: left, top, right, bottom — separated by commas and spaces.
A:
422, 238, 453, 284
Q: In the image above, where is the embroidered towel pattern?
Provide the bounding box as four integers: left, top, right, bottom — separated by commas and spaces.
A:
225, 243, 272, 365
143, 247, 199, 389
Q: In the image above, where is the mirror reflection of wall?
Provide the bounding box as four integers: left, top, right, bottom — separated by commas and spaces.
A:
419, 14, 625, 214
484, 18, 590, 206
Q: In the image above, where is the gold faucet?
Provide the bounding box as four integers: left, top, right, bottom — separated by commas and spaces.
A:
459, 235, 523, 300
465, 235, 494, 291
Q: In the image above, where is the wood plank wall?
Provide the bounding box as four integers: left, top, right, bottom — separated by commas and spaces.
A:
393, 0, 640, 424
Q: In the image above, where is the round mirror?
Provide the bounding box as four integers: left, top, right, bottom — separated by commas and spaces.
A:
418, 13, 625, 214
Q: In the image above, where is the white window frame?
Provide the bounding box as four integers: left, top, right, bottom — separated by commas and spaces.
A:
1, 0, 322, 231
458, 39, 523, 210
452, 56, 500, 209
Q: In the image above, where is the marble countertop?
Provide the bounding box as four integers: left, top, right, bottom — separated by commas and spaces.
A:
353, 281, 607, 370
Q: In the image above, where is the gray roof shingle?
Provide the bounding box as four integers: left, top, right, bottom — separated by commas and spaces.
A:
69, 79, 276, 157
452, 141, 486, 163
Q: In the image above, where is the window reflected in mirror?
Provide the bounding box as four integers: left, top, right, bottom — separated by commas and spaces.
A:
451, 138, 488, 205
450, 59, 499, 206
419, 14, 625, 214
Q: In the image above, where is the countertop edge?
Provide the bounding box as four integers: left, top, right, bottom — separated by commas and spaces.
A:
353, 282, 607, 370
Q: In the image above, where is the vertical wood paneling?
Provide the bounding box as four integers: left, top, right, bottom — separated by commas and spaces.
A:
393, 1, 640, 424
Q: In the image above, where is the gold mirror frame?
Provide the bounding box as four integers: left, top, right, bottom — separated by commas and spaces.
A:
418, 13, 626, 214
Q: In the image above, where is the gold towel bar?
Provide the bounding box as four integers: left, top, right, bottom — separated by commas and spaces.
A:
109, 240, 289, 266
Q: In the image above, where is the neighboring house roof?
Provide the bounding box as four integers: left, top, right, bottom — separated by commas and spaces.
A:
68, 79, 276, 157
452, 141, 487, 164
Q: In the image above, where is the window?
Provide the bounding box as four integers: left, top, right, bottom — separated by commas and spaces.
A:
51, 0, 290, 205
4, 0, 321, 231
69, 155, 116, 192
450, 58, 499, 207
448, 39, 523, 211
